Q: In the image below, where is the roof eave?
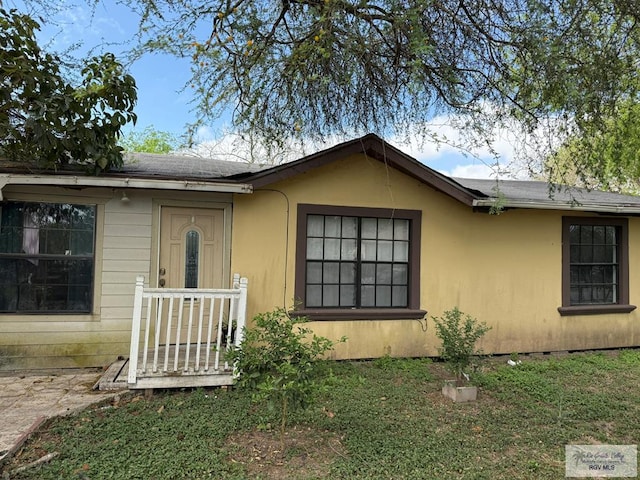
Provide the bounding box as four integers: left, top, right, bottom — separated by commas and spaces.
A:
0, 173, 253, 200
472, 198, 640, 214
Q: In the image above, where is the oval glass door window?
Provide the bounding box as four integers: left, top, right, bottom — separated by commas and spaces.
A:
185, 230, 199, 288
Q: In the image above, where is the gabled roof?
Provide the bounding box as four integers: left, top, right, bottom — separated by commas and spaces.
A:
241, 133, 479, 205
2, 133, 640, 214
241, 133, 640, 214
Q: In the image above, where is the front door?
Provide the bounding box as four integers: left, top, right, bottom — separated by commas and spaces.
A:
159, 206, 224, 290
158, 207, 225, 344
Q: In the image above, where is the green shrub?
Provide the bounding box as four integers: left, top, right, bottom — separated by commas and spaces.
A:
432, 307, 491, 383
228, 307, 343, 444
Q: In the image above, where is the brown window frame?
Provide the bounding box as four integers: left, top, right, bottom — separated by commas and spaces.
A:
294, 204, 425, 320
559, 216, 636, 316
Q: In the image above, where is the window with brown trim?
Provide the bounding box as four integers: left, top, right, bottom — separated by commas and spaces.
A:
295, 205, 425, 320
559, 217, 635, 316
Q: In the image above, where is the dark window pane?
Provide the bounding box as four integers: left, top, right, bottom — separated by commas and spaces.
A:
604, 266, 615, 283
580, 246, 593, 263
361, 240, 376, 260
377, 241, 393, 261
44, 229, 70, 255
393, 265, 408, 284
376, 264, 392, 284
185, 230, 199, 288
394, 241, 409, 262
0, 285, 17, 311
340, 285, 355, 307
70, 231, 94, 255
324, 239, 340, 260
593, 226, 605, 245
392, 286, 407, 307
340, 263, 356, 284
580, 286, 592, 303
307, 262, 322, 284
307, 215, 324, 236
605, 226, 616, 244
376, 286, 391, 306
591, 266, 604, 284
323, 263, 339, 283
361, 218, 377, 239
307, 238, 323, 260
580, 226, 593, 244
578, 266, 591, 284
342, 217, 357, 238
605, 246, 615, 262
68, 286, 91, 311
325, 216, 341, 237
378, 219, 393, 240
341, 239, 357, 260
361, 264, 376, 284
0, 226, 22, 253
569, 225, 580, 244
306, 285, 322, 307
323, 285, 339, 306
394, 219, 409, 241
570, 286, 579, 304
361, 286, 375, 306
570, 245, 580, 263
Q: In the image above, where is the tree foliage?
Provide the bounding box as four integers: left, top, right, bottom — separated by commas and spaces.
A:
120, 126, 179, 153
16, 0, 640, 183
0, 8, 137, 173
123, 0, 640, 181
545, 100, 640, 192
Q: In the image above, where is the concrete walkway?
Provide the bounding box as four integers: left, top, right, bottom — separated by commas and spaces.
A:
0, 370, 124, 463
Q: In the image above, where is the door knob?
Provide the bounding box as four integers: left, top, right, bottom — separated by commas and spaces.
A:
159, 267, 166, 276
159, 278, 166, 287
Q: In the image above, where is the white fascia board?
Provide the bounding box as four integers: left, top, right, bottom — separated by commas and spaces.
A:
0, 174, 253, 199
472, 198, 640, 214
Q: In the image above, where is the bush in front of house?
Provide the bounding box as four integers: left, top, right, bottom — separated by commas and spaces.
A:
228, 307, 343, 444
432, 307, 491, 384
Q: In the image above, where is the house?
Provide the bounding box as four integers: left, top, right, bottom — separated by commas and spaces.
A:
2, 133, 640, 373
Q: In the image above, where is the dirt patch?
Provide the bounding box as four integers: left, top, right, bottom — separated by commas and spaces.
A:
226, 426, 347, 479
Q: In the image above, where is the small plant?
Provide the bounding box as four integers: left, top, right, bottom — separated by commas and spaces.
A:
432, 307, 491, 384
228, 307, 344, 448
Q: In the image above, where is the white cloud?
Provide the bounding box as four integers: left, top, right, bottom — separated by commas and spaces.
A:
443, 164, 497, 179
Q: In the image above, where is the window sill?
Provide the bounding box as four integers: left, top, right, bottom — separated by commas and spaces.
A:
290, 308, 427, 321
558, 304, 637, 316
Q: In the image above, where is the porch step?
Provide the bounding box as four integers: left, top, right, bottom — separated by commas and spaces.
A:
95, 355, 236, 391
94, 359, 129, 391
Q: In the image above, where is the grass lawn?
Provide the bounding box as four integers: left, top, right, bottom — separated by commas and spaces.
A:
2, 350, 640, 479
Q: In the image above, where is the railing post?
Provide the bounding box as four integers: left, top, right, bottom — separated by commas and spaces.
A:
128, 276, 145, 385
235, 277, 249, 347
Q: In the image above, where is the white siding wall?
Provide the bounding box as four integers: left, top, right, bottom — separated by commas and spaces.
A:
97, 195, 154, 364
0, 186, 233, 370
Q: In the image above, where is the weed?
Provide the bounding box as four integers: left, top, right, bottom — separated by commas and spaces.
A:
4, 351, 640, 479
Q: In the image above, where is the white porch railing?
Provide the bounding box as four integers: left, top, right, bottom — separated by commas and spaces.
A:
128, 274, 248, 389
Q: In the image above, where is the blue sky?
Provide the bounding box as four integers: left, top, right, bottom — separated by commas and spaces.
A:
9, 0, 518, 178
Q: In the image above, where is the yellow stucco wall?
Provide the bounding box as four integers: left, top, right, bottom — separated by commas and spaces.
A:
231, 153, 640, 359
